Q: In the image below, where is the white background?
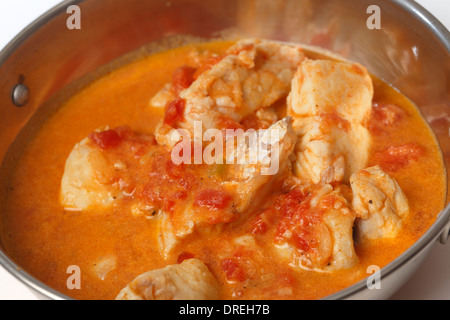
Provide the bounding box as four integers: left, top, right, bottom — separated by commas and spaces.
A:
0, 0, 449, 300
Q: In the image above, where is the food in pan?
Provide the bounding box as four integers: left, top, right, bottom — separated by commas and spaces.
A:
0, 39, 446, 300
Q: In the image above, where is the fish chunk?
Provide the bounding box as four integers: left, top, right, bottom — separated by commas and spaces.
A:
274, 184, 358, 271
223, 117, 297, 212
60, 137, 122, 211
154, 39, 304, 147
115, 259, 219, 300
158, 118, 298, 257
150, 83, 175, 108
287, 59, 373, 184
287, 59, 373, 124
91, 255, 117, 281
350, 165, 409, 241
292, 115, 371, 184
60, 126, 158, 211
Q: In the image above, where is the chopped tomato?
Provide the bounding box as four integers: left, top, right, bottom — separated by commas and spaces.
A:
141, 184, 163, 208
240, 113, 271, 130
221, 249, 258, 283
140, 154, 195, 211
165, 158, 186, 180
164, 97, 186, 126
292, 231, 313, 252
221, 258, 246, 282
373, 143, 425, 172
113, 130, 155, 159
271, 188, 325, 253
277, 188, 310, 219
89, 129, 122, 149
193, 56, 223, 80
171, 65, 196, 96
250, 207, 277, 235
250, 219, 267, 235
320, 194, 341, 210
194, 189, 232, 210
217, 115, 244, 131
369, 102, 405, 134
114, 126, 134, 139
173, 190, 188, 200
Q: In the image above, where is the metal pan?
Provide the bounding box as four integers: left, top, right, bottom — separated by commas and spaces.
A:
0, 0, 448, 299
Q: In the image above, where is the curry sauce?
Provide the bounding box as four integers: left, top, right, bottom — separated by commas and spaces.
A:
0, 40, 446, 300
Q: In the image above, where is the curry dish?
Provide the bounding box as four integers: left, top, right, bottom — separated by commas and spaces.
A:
0, 39, 446, 300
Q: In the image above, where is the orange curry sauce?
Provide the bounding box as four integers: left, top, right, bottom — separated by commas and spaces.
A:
0, 41, 446, 300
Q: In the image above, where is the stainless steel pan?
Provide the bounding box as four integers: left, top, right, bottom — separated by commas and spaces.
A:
0, 0, 448, 300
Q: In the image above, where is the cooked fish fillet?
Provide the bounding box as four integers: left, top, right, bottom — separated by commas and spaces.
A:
292, 115, 371, 184
287, 59, 373, 184
158, 118, 297, 257
154, 39, 304, 148
115, 259, 219, 300
275, 184, 358, 271
287, 59, 373, 124
223, 117, 297, 211
60, 137, 122, 211
150, 83, 174, 108
350, 165, 409, 240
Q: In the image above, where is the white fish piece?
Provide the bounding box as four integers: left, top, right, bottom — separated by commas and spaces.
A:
182, 38, 304, 124
223, 117, 297, 212
350, 165, 409, 241
287, 59, 373, 184
275, 184, 358, 271
115, 259, 219, 300
60, 137, 122, 211
150, 83, 175, 108
91, 255, 117, 281
287, 59, 373, 124
154, 39, 304, 147
158, 118, 297, 258
292, 116, 371, 184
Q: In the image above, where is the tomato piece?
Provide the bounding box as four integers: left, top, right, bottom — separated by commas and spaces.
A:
292, 231, 312, 252
173, 190, 187, 200
88, 129, 122, 149
221, 258, 246, 282
114, 126, 134, 139
217, 115, 244, 131
194, 189, 232, 210
249, 206, 278, 236
373, 143, 425, 172
193, 56, 223, 79
171, 65, 196, 96
250, 219, 267, 235
272, 188, 325, 253
164, 97, 186, 126
369, 102, 405, 134
240, 113, 272, 130
141, 183, 162, 207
